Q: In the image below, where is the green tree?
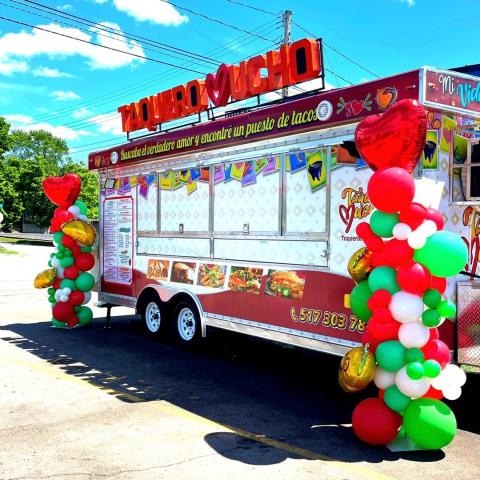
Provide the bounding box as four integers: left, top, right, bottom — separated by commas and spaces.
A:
0, 160, 23, 231
7, 129, 70, 166
0, 117, 10, 159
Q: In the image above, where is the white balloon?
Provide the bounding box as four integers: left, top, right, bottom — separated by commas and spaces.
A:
81, 291, 92, 305
60, 295, 69, 302
389, 291, 424, 323
51, 256, 61, 268
374, 367, 396, 390
56, 265, 65, 279
78, 214, 88, 221
408, 232, 426, 249
395, 366, 431, 399
421, 220, 437, 237
398, 322, 430, 348
63, 287, 72, 295
442, 385, 462, 400
393, 223, 412, 240
67, 205, 81, 217
54, 291, 62, 301
441, 364, 467, 387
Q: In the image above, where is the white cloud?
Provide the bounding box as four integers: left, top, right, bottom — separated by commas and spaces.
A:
57, 4, 73, 10
92, 0, 108, 3
51, 90, 80, 101
89, 112, 123, 136
113, 0, 189, 26
0, 59, 28, 76
400, 0, 415, 6
72, 106, 93, 119
0, 22, 145, 72
5, 114, 94, 140
32, 66, 73, 78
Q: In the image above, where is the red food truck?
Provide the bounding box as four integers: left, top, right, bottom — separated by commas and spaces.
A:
88, 38, 480, 365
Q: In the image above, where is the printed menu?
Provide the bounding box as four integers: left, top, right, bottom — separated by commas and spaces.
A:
103, 197, 133, 284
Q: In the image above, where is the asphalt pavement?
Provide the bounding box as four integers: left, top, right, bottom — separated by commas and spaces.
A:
0, 242, 479, 480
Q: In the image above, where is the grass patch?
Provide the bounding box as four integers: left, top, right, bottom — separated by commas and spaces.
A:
0, 245, 18, 255
0, 236, 51, 246
0, 236, 21, 243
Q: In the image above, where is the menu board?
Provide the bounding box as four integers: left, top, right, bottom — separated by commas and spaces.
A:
103, 196, 133, 284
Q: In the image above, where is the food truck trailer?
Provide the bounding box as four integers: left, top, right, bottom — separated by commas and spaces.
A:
88, 38, 480, 365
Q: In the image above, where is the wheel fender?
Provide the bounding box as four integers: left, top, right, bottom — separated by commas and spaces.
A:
137, 284, 207, 337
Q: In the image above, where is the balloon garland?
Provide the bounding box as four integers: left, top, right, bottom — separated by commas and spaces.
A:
33, 173, 97, 328
339, 99, 468, 450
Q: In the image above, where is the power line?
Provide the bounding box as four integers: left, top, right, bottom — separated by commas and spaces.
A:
0, 15, 210, 75
16, 0, 220, 66
225, 0, 277, 16
158, 0, 275, 42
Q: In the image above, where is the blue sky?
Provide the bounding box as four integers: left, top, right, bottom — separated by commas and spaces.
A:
0, 0, 479, 163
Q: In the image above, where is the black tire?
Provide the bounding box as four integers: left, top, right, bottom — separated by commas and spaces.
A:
172, 300, 202, 345
140, 294, 165, 337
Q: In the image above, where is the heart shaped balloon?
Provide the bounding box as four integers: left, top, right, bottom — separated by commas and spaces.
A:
42, 173, 81, 208
355, 99, 427, 173
205, 63, 231, 107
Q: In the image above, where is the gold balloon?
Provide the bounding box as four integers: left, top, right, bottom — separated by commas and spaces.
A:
347, 247, 373, 284
62, 219, 97, 246
338, 345, 376, 393
34, 268, 57, 288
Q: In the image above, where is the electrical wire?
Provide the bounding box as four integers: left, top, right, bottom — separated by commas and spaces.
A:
158, 0, 275, 42
225, 0, 278, 16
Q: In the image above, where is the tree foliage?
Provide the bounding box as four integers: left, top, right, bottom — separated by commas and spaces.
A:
0, 117, 99, 232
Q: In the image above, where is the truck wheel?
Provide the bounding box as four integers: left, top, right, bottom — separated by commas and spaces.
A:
141, 296, 164, 336
174, 301, 201, 345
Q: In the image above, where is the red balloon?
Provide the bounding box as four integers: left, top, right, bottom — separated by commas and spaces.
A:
428, 328, 440, 342
75, 252, 95, 271
378, 389, 385, 402
352, 398, 402, 445
426, 207, 444, 230
42, 173, 81, 208
421, 339, 451, 368
366, 308, 400, 342
52, 302, 75, 322
50, 211, 74, 233
397, 262, 431, 294
70, 245, 81, 257
356, 222, 384, 251
430, 276, 447, 294
66, 315, 79, 328
354, 99, 427, 173
367, 290, 391, 310
371, 238, 413, 267
367, 167, 416, 213
69, 290, 85, 306
52, 278, 62, 290
64, 266, 80, 280
61, 234, 78, 249
423, 385, 444, 400
362, 330, 381, 354
399, 202, 427, 229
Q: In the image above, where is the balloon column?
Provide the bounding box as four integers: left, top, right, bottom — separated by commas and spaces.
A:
33, 173, 97, 328
339, 99, 468, 450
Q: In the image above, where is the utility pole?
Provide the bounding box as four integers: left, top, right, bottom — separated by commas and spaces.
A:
282, 9, 293, 99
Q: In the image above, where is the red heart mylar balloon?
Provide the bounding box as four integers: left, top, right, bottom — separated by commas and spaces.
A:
355, 99, 427, 173
42, 173, 81, 208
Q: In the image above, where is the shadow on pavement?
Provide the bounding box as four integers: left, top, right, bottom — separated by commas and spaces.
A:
1, 315, 475, 467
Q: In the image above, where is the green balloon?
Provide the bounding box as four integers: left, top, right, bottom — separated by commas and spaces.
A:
48, 295, 56, 303
51, 318, 67, 328
75, 272, 95, 292
414, 231, 468, 278
74, 200, 88, 216
74, 306, 82, 313
422, 308, 441, 327
403, 398, 457, 449
80, 246, 92, 253
423, 289, 442, 309
47, 260, 52, 268
60, 279, 76, 290
370, 210, 399, 238
56, 252, 64, 259
60, 256, 74, 268
405, 347, 424, 364
64, 248, 72, 257
406, 361, 425, 380
53, 232, 64, 244
423, 359, 441, 378
47, 287, 55, 295
57, 244, 65, 253
77, 306, 93, 326
368, 266, 400, 294
437, 300, 456, 319
384, 385, 412, 413
50, 252, 56, 258
376, 340, 406, 372
350, 281, 373, 322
